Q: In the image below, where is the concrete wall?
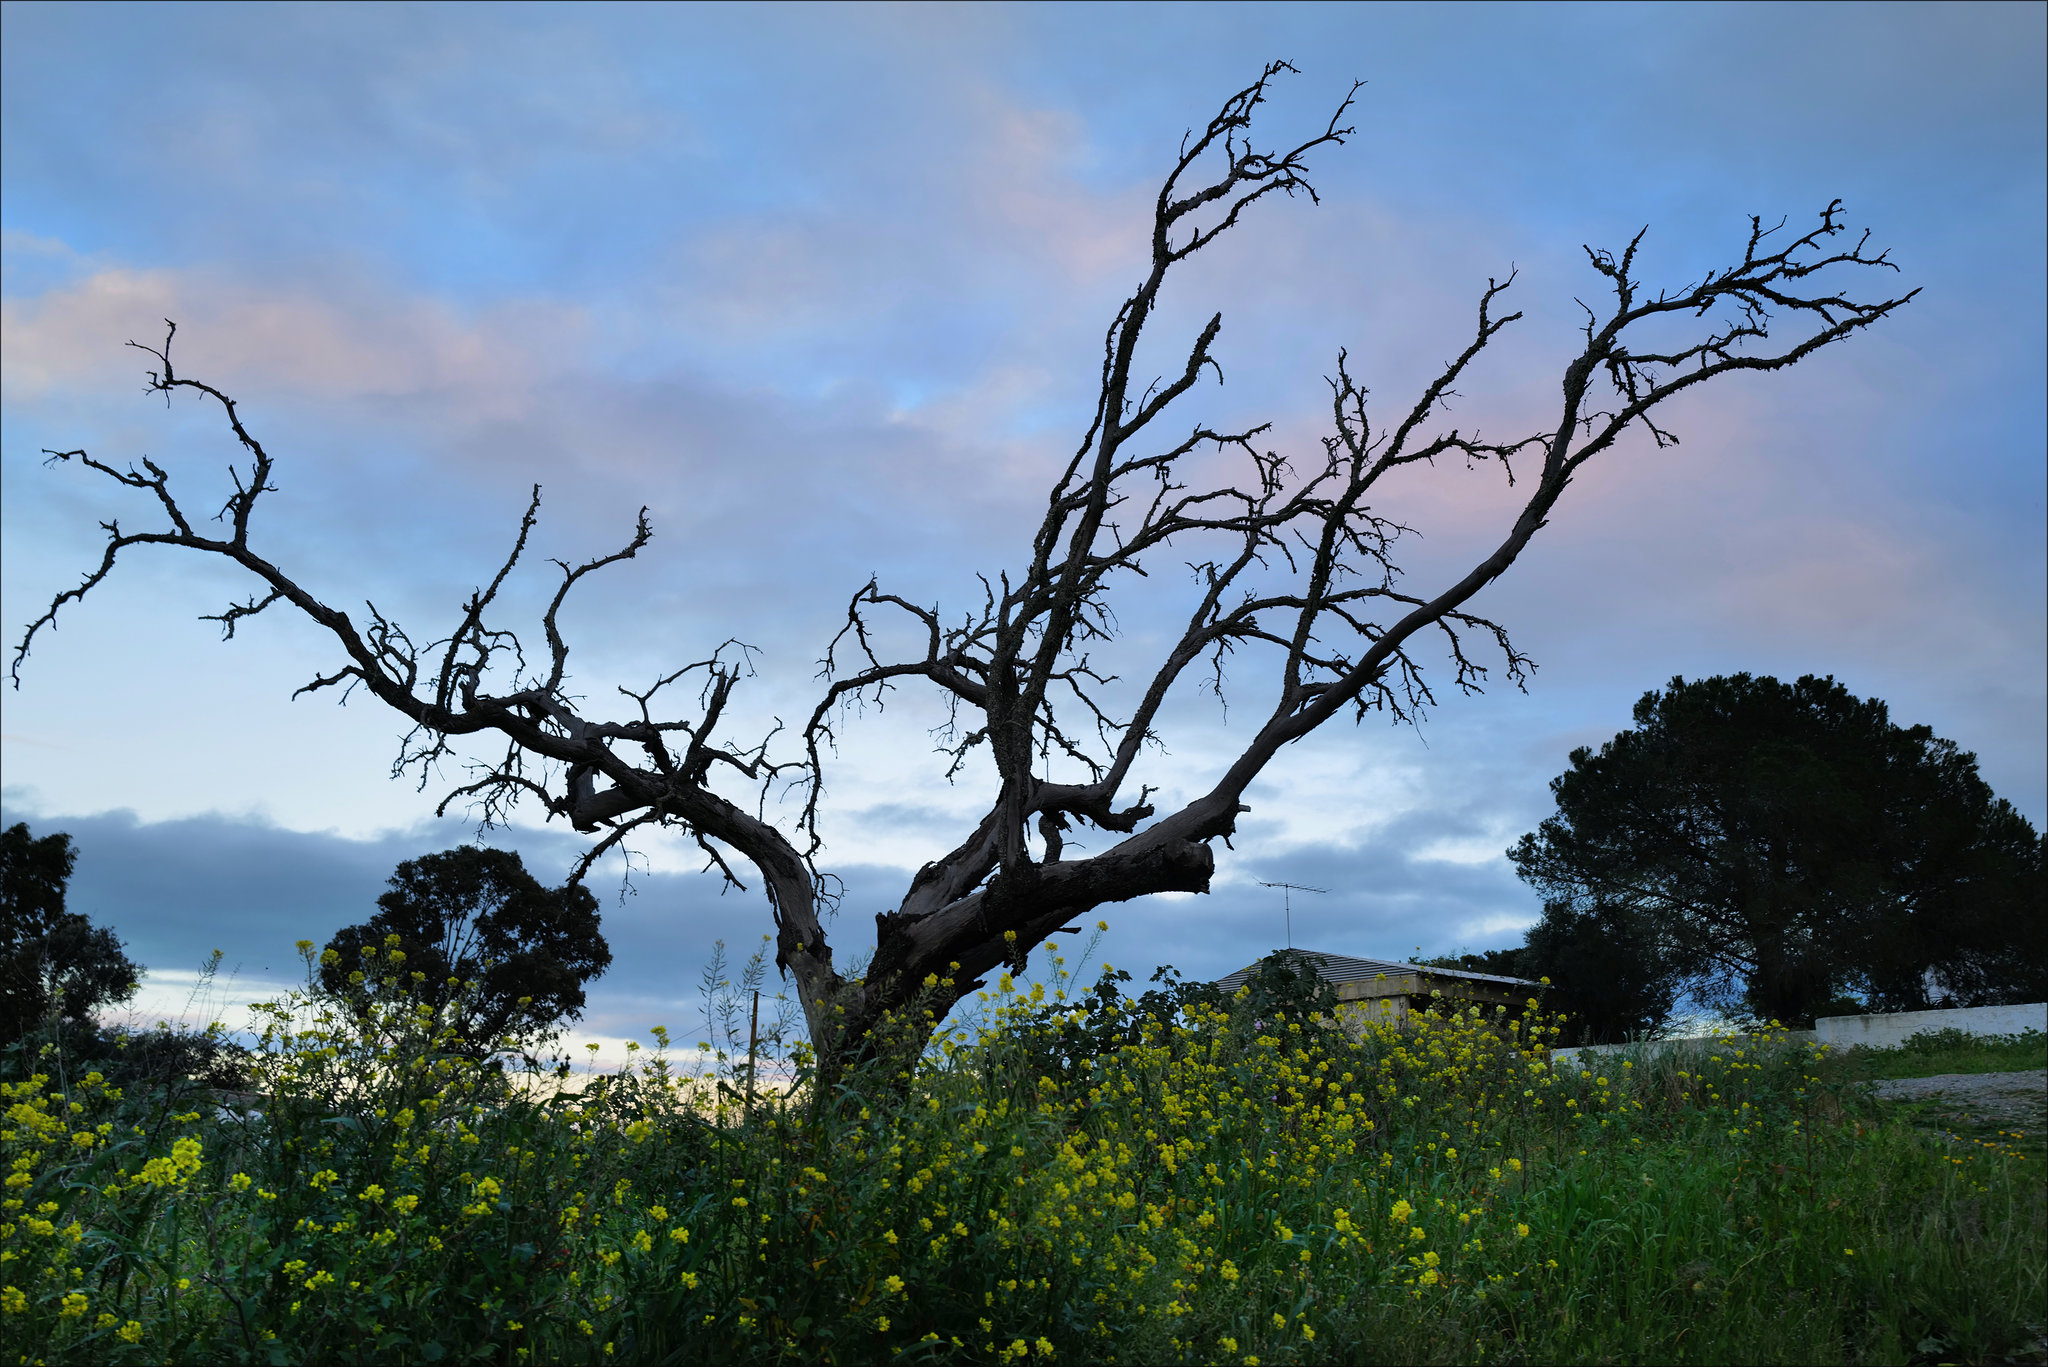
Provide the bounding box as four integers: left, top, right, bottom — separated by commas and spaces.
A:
1551, 1032, 1815, 1072
1813, 1002, 2047, 1049
1335, 996, 1411, 1032
1328, 974, 1532, 1036
1550, 1004, 2047, 1068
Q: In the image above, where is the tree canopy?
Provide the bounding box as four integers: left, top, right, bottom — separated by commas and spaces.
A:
318, 846, 612, 1059
1, 822, 140, 1045
11, 64, 1917, 1075
1418, 933, 1678, 1046
1509, 674, 2045, 1029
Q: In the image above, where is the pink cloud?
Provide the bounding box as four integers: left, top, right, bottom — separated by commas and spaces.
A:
2, 257, 589, 423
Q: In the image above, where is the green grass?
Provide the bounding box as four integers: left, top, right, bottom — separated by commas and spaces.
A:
1872, 1094, 2046, 1168
1818, 1027, 2047, 1083
1813, 1029, 2048, 1168
4, 955, 2042, 1365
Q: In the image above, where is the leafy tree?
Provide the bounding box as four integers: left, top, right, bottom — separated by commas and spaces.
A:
1516, 903, 1681, 1044
12, 64, 1915, 1078
1413, 947, 1528, 980
1417, 939, 1673, 1046
1223, 950, 1343, 1030
1854, 779, 2044, 1012
1010, 964, 1210, 1087
318, 846, 612, 1058
1510, 674, 2045, 1028
1, 822, 139, 1045
1016, 953, 1336, 1087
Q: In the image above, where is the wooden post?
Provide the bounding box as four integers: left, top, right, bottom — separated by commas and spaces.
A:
745, 988, 761, 1111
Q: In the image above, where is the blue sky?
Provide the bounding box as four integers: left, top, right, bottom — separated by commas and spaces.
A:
3, 2, 2042, 1057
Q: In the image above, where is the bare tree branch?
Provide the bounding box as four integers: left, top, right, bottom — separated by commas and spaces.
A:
14, 65, 1913, 1079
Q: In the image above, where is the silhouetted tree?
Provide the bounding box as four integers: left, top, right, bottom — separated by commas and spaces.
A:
1517, 903, 1681, 1044
1510, 674, 2044, 1028
13, 63, 1916, 1078
318, 846, 612, 1058
1417, 938, 1672, 1045
1414, 947, 1528, 980
1, 823, 139, 1046
1855, 784, 2044, 1012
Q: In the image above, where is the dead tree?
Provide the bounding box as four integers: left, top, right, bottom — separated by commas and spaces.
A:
12, 63, 1914, 1078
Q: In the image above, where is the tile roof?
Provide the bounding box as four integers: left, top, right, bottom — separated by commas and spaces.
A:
1214, 949, 1540, 993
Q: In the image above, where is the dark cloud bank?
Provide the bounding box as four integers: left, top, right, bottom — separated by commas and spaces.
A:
1, 797, 1543, 1038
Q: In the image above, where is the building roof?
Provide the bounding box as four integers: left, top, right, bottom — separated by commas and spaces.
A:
1214, 949, 1540, 993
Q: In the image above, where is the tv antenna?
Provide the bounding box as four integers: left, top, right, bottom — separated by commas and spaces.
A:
1258, 881, 1326, 949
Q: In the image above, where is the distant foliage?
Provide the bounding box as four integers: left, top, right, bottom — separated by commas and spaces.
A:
1511, 674, 2046, 1028
318, 846, 611, 1059
0, 822, 139, 1046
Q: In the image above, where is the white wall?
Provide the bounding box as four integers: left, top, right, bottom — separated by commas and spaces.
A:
1551, 1031, 1815, 1072
1813, 1002, 2047, 1049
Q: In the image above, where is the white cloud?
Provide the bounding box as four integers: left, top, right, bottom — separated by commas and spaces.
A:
111, 965, 308, 1040
1410, 834, 1514, 868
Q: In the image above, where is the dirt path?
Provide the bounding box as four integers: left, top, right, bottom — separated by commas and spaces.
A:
1863, 1069, 2046, 1135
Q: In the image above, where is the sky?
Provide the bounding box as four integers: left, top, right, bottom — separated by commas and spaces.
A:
3, 2, 2043, 1060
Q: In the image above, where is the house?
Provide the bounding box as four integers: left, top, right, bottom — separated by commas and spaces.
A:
1215, 949, 1543, 1032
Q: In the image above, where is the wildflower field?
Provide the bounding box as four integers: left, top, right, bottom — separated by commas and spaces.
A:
4, 939, 2043, 1365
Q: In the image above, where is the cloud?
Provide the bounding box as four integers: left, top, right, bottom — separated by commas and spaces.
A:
0, 799, 951, 1049
0, 784, 1546, 1051
0, 260, 589, 422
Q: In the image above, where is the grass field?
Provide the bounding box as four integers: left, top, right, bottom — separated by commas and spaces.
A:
4, 946, 2042, 1365
1817, 1027, 2047, 1167
1818, 1026, 2047, 1081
